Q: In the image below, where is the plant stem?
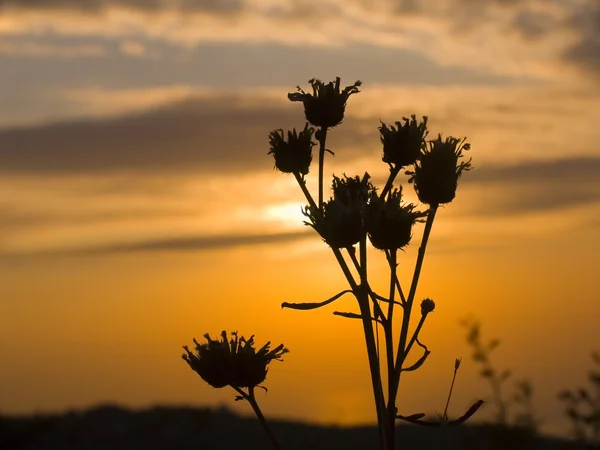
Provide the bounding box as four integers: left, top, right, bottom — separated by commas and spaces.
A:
347, 248, 387, 325
293, 172, 318, 211
235, 386, 282, 450
386, 250, 397, 331
386, 249, 406, 304
358, 235, 389, 450
317, 128, 328, 210
385, 249, 397, 449
380, 165, 401, 200
443, 364, 459, 421
402, 314, 427, 363
390, 204, 438, 410
293, 147, 388, 450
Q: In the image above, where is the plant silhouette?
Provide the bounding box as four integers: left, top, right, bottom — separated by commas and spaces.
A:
558, 352, 600, 445
183, 77, 482, 450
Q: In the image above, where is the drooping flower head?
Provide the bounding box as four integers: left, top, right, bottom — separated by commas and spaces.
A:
303, 173, 374, 249
408, 135, 472, 206
182, 331, 288, 389
268, 123, 315, 175
366, 188, 425, 251
379, 115, 428, 168
288, 77, 362, 129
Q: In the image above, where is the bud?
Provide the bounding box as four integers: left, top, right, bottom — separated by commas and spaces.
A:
408, 135, 472, 206
288, 77, 362, 129
268, 123, 315, 175
366, 188, 424, 251
303, 173, 374, 249
455, 358, 462, 370
182, 331, 288, 389
421, 298, 436, 315
379, 115, 428, 168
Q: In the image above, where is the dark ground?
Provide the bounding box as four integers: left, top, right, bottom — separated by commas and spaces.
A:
0, 404, 597, 450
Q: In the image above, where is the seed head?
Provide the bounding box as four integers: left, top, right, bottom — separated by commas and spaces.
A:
268, 123, 315, 175
303, 173, 374, 249
182, 331, 288, 389
408, 135, 472, 206
366, 188, 425, 251
379, 115, 428, 168
288, 77, 362, 129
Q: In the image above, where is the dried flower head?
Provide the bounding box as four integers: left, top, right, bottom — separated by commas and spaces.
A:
408, 135, 472, 206
421, 298, 436, 315
332, 172, 373, 208
182, 331, 288, 389
303, 173, 374, 249
366, 188, 425, 251
288, 77, 362, 129
379, 115, 428, 168
268, 123, 315, 175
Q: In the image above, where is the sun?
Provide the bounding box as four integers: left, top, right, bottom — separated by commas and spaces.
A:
262, 202, 306, 229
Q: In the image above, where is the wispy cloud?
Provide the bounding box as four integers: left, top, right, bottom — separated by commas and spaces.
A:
0, 40, 106, 58
6, 229, 312, 258
1, 0, 598, 81
2, 84, 598, 173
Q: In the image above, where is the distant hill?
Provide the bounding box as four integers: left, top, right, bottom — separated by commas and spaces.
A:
0, 404, 596, 450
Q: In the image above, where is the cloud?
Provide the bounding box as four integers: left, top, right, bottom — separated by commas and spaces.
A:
561, 1, 600, 77
2, 82, 600, 177
3, 229, 312, 258
461, 157, 600, 214
0, 0, 245, 14
0, 40, 106, 58
371, 156, 600, 217
0, 90, 384, 175
0, 94, 301, 175
1, 0, 599, 81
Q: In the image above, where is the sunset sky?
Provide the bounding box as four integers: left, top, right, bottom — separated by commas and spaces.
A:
1, 0, 599, 438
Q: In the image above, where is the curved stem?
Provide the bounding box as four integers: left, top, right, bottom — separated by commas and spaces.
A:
234, 386, 282, 450
403, 313, 427, 362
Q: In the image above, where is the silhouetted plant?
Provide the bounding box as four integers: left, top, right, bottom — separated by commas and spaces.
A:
276, 77, 479, 450
460, 318, 541, 449
461, 318, 542, 429
183, 77, 481, 450
183, 331, 288, 450
558, 352, 600, 445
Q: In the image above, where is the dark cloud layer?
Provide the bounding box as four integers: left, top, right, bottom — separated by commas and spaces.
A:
373, 156, 600, 215
5, 230, 312, 258
461, 157, 600, 215
0, 96, 303, 175
562, 1, 600, 76
0, 94, 382, 175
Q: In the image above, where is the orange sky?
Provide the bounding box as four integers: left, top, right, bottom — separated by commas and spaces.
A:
1, 0, 599, 439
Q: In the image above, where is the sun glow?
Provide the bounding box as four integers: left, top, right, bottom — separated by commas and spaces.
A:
262, 202, 307, 229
